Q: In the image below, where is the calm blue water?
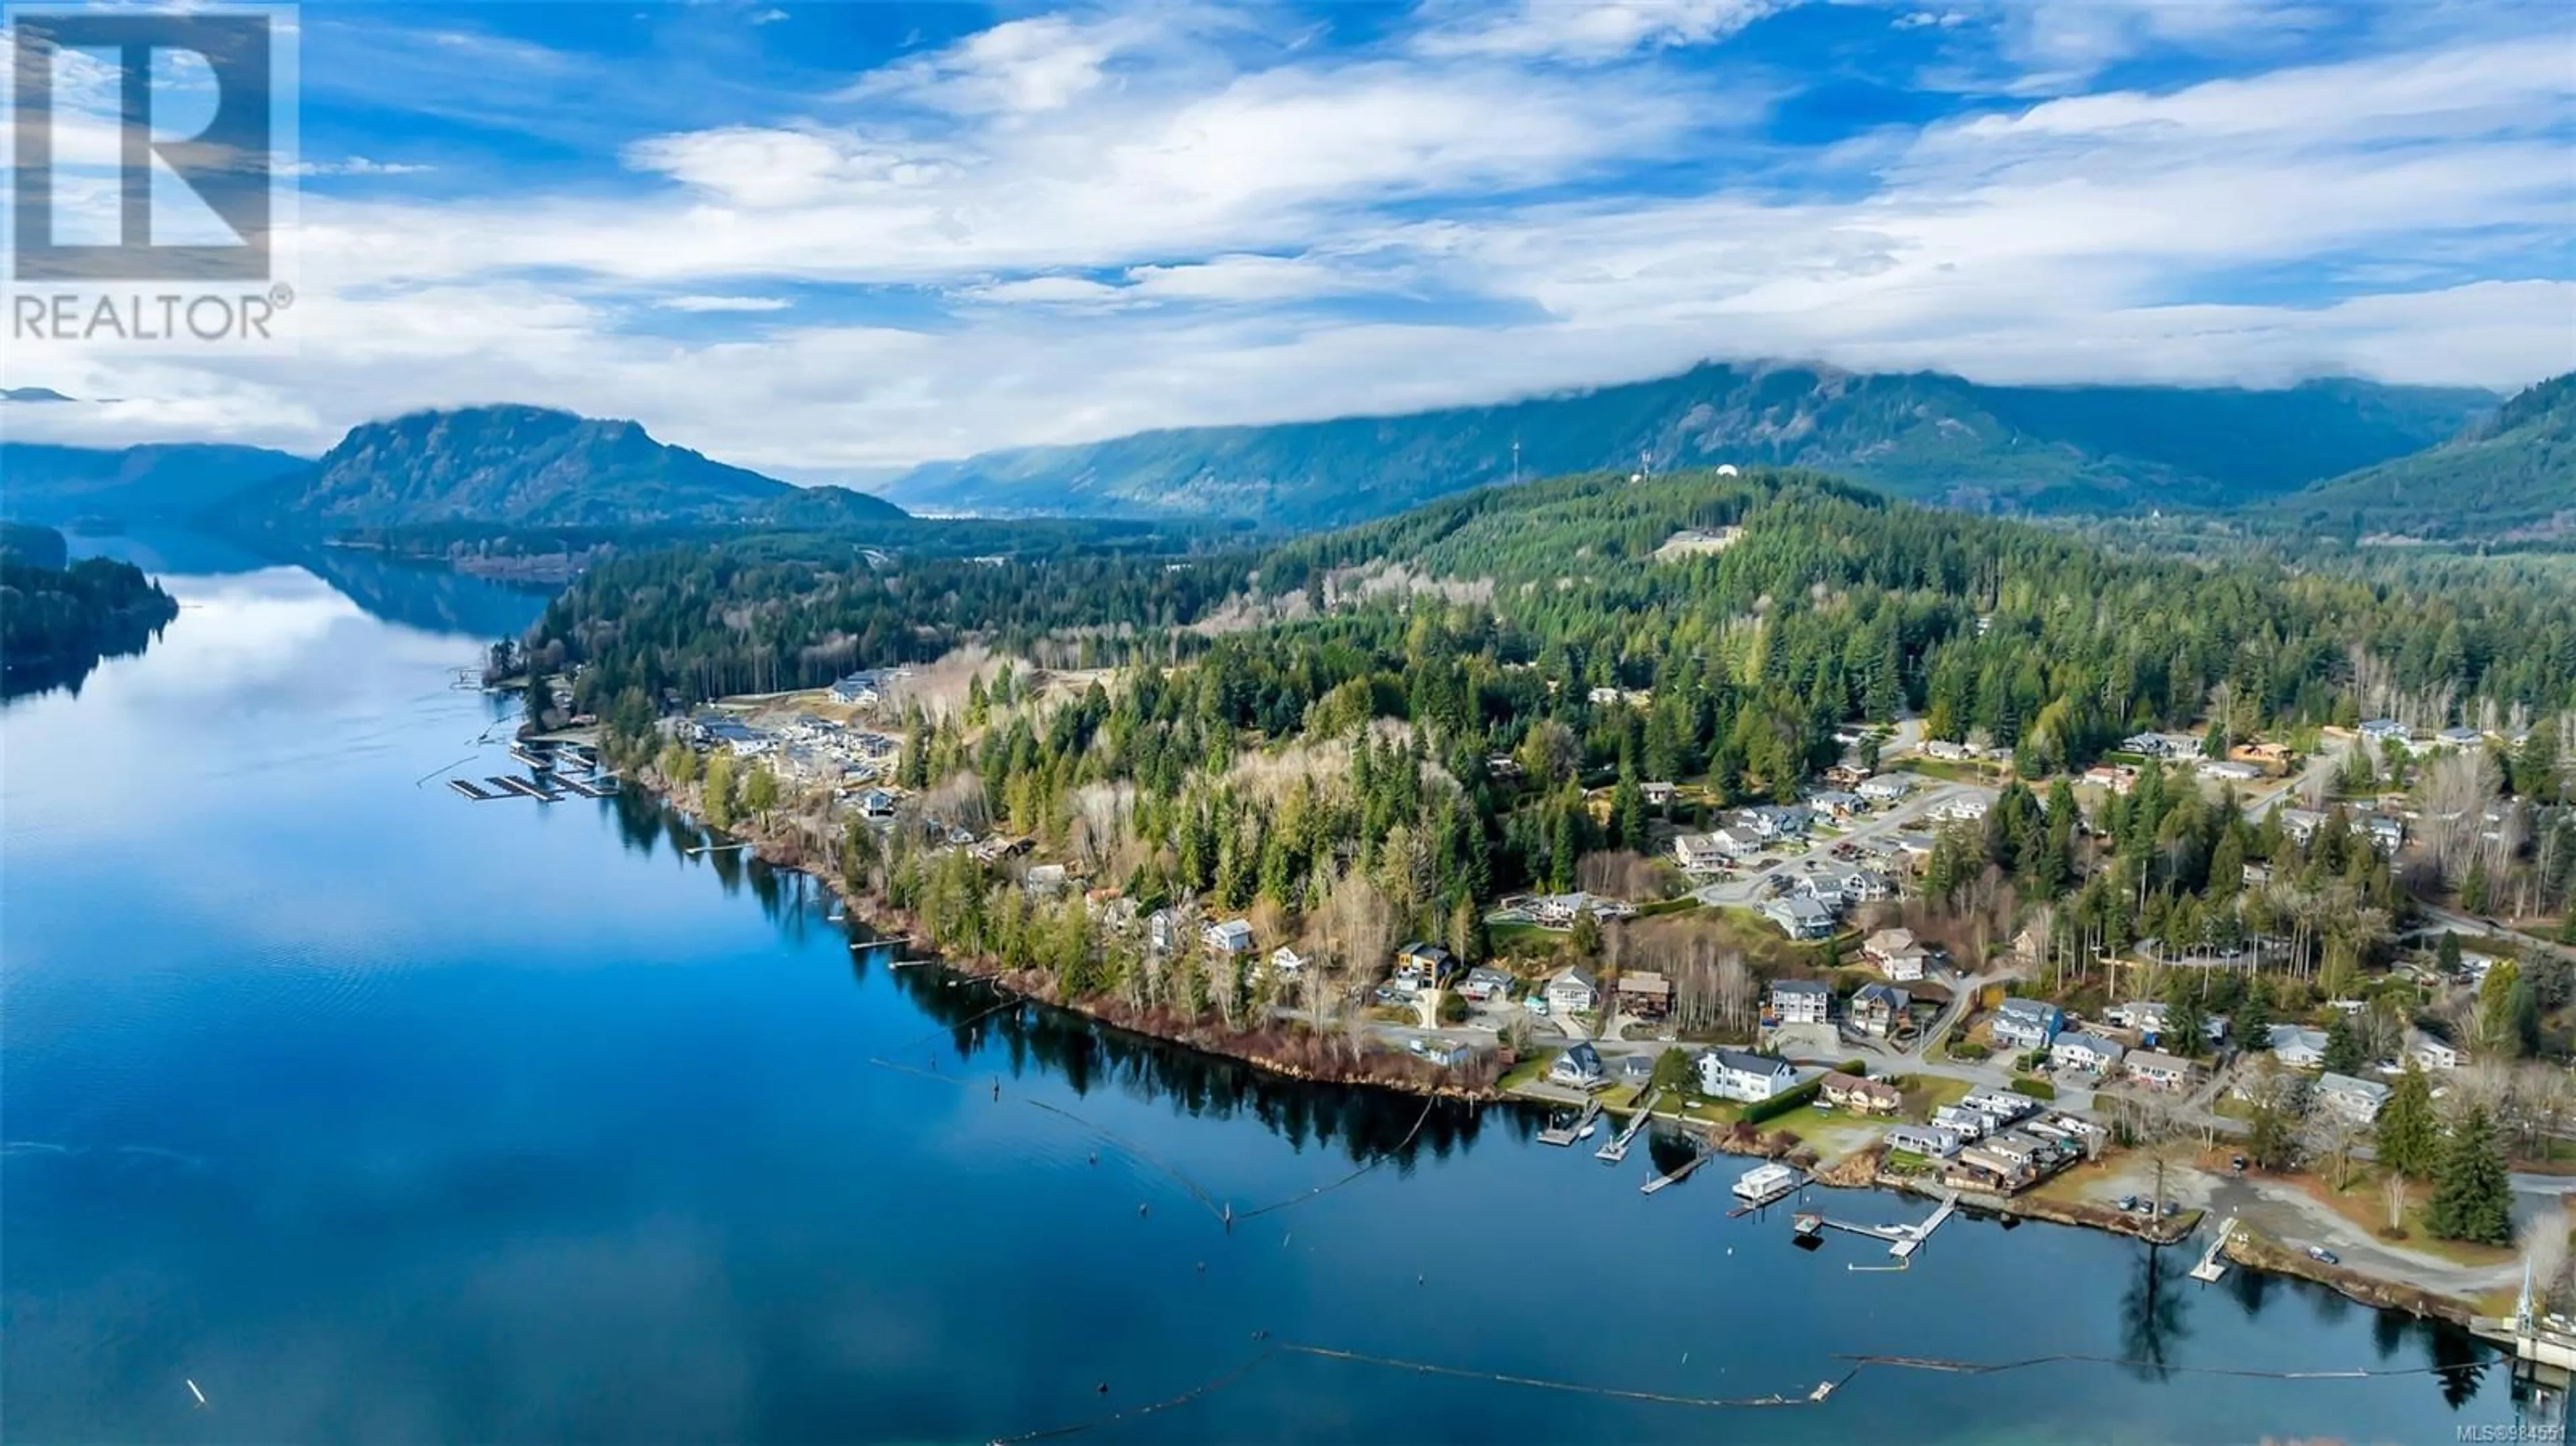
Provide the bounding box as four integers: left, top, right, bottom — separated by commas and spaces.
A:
0, 541, 2534, 1444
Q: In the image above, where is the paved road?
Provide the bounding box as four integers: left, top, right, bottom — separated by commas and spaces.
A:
1686, 777, 1996, 909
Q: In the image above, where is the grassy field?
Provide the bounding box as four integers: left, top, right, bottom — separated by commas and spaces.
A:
1498, 1049, 1560, 1092
1891, 1074, 1972, 1122
1764, 1104, 1892, 1158
2290, 1166, 2522, 1269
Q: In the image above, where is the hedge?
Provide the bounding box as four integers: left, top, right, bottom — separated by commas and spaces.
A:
1738, 1076, 1824, 1126
2010, 1076, 2057, 1100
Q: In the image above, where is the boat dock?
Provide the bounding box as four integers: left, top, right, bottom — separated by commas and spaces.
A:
1538, 1098, 1603, 1147
1595, 1089, 1661, 1162
447, 778, 502, 801
1642, 1145, 1717, 1195
554, 773, 619, 799
2188, 1217, 2235, 1282
1792, 1190, 1959, 1262
490, 774, 557, 801
508, 743, 555, 770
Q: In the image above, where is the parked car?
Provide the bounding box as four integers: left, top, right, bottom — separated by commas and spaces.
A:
2307, 1246, 2340, 1265
2116, 1195, 2139, 1212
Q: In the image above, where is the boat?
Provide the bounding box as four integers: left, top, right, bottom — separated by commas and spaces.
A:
1576, 1118, 1600, 1140
1733, 1162, 1803, 1206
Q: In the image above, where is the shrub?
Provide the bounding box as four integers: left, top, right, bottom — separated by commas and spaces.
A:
1437, 992, 1469, 1025
1738, 1076, 1824, 1126
2010, 1077, 2058, 1101
1949, 1040, 1991, 1061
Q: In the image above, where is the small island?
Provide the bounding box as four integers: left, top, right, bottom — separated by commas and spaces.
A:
0, 523, 181, 699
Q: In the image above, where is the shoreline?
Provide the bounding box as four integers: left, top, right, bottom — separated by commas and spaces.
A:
624, 765, 2501, 1337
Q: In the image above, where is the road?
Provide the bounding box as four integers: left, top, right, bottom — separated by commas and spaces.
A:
1686, 777, 1996, 909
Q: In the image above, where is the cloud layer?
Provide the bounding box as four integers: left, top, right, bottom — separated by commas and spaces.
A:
5, 0, 2569, 478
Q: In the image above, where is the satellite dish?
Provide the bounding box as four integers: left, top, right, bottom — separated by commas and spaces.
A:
1717, 464, 1740, 477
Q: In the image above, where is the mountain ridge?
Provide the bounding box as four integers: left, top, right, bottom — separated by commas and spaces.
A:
885, 360, 2497, 526
2259, 372, 2576, 543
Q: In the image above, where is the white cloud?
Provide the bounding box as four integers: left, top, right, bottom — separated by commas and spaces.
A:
654, 295, 792, 312
287, 157, 437, 177
11, 3, 2569, 477
1411, 0, 1778, 61
751, 7, 788, 23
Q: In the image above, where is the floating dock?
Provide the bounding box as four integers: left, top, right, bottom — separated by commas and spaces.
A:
1792, 1190, 1959, 1263
508, 743, 555, 770
447, 778, 502, 801
2189, 1217, 2235, 1282
1595, 1088, 1661, 1163
554, 774, 619, 799
1538, 1098, 1603, 1147
490, 774, 557, 801
1642, 1146, 1717, 1195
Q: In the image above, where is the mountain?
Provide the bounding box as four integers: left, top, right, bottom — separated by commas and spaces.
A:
215, 405, 908, 531
0, 441, 310, 524
2257, 373, 2576, 544
886, 362, 2493, 527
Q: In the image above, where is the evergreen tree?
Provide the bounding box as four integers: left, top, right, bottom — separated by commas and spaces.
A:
2159, 967, 2206, 1057
2232, 977, 2273, 1055
2425, 1104, 2514, 1246
2321, 1011, 2365, 1075
2437, 931, 2463, 976
2375, 1063, 2440, 1180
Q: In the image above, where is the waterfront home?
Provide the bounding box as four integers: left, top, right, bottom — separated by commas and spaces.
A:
1960, 1130, 2055, 1185
1672, 833, 1729, 874
1699, 1049, 1799, 1103
1395, 941, 1457, 982
1960, 1089, 2038, 1124
1204, 919, 1254, 957
1770, 979, 1831, 1027
2406, 1029, 2464, 1072
1146, 908, 1187, 955
2269, 1023, 2329, 1070
1419, 1040, 1473, 1070
1550, 1042, 1608, 1090
1760, 895, 1838, 940
1459, 964, 1515, 1002
1823, 1073, 1902, 1115
1615, 971, 1673, 1019
2125, 1049, 2200, 1091
2316, 1072, 2392, 1123
1851, 983, 1910, 1037
1265, 945, 1308, 980
1886, 1124, 1964, 1159
2049, 1032, 2124, 1074
1933, 1104, 1995, 1141
1618, 1052, 1658, 1086
1545, 967, 1601, 1016
1989, 997, 2064, 1052
1858, 774, 1913, 803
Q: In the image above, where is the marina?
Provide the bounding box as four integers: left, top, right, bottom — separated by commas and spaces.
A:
446, 778, 502, 801
490, 774, 559, 801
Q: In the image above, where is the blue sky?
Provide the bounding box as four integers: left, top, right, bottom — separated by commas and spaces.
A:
7, 0, 2573, 478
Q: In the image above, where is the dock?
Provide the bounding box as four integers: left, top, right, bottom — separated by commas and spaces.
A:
1595, 1089, 1661, 1163
490, 774, 557, 801
1792, 1190, 1959, 1263
2188, 1217, 2235, 1282
446, 778, 502, 801
555, 773, 617, 799
508, 743, 555, 771
1642, 1145, 1717, 1195
1538, 1098, 1603, 1147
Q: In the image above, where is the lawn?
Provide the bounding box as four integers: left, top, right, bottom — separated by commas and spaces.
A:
1498, 1049, 1559, 1092
1892, 1075, 1972, 1121
1762, 1104, 1890, 1157
2290, 1166, 2522, 1269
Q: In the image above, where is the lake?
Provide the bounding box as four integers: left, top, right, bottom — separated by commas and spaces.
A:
0, 539, 2537, 1445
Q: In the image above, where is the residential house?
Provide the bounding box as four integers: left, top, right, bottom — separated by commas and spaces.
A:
1989, 997, 2065, 1052
1672, 833, 1729, 874
1024, 864, 1069, 897
1851, 982, 1911, 1037
1857, 774, 1913, 803
2359, 718, 2411, 750
2362, 815, 2406, 854
1713, 823, 1768, 859
1760, 895, 1838, 940
1545, 967, 1601, 1016
1934, 794, 1991, 823
1770, 979, 1831, 1027
1615, 971, 1673, 1019
2121, 731, 2177, 756
2268, 1023, 2328, 1070
1960, 1129, 2056, 1184
1699, 1049, 1799, 1103
1742, 805, 1814, 841
2200, 760, 2265, 782
855, 786, 900, 819
1810, 789, 1865, 818
1933, 1104, 1995, 1140
1959, 1089, 2039, 1124
1886, 1124, 1964, 1159
1822, 1073, 1902, 1115
1617, 1052, 1658, 1086
1395, 941, 1456, 982
1862, 927, 1917, 965
1550, 1042, 1607, 1090
1146, 908, 1187, 955
2125, 1050, 2200, 1091
1824, 762, 1873, 788
2315, 1072, 2392, 1123
1204, 919, 1254, 957
2279, 807, 2326, 844
1642, 781, 1677, 807
2436, 725, 2483, 750
2082, 764, 2138, 794
1265, 945, 1308, 980
2405, 1029, 2463, 1073
1458, 964, 1515, 1002
1923, 738, 1977, 762
2050, 1031, 2125, 1073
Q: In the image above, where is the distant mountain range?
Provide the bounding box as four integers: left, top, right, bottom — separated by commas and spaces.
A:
2259, 372, 2575, 543
3, 406, 908, 533
884, 361, 2496, 526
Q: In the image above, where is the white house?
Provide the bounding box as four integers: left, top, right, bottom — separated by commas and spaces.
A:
1760, 895, 1837, 940
2049, 1031, 2125, 1073
1886, 1124, 1964, 1159
2269, 1023, 2328, 1070
2125, 1049, 2200, 1090
1544, 967, 1601, 1016
2200, 760, 2265, 782
1770, 979, 1830, 1026
1459, 964, 1515, 1002
2405, 1031, 2463, 1072
2315, 1072, 2392, 1123
1699, 1048, 1799, 1103
1550, 1041, 1607, 1090
1264, 945, 1308, 980
1672, 833, 1729, 874
1204, 919, 1254, 956
1990, 997, 2064, 1051
1858, 774, 1913, 803
2359, 718, 2411, 750
1935, 794, 1991, 823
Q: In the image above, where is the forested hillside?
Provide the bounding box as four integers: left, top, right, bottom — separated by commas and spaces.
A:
888, 362, 2491, 525
2261, 372, 2575, 544
0, 540, 180, 699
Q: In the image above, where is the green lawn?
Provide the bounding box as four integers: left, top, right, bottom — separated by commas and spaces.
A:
1499, 1049, 1560, 1092
1894, 1075, 1972, 1121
